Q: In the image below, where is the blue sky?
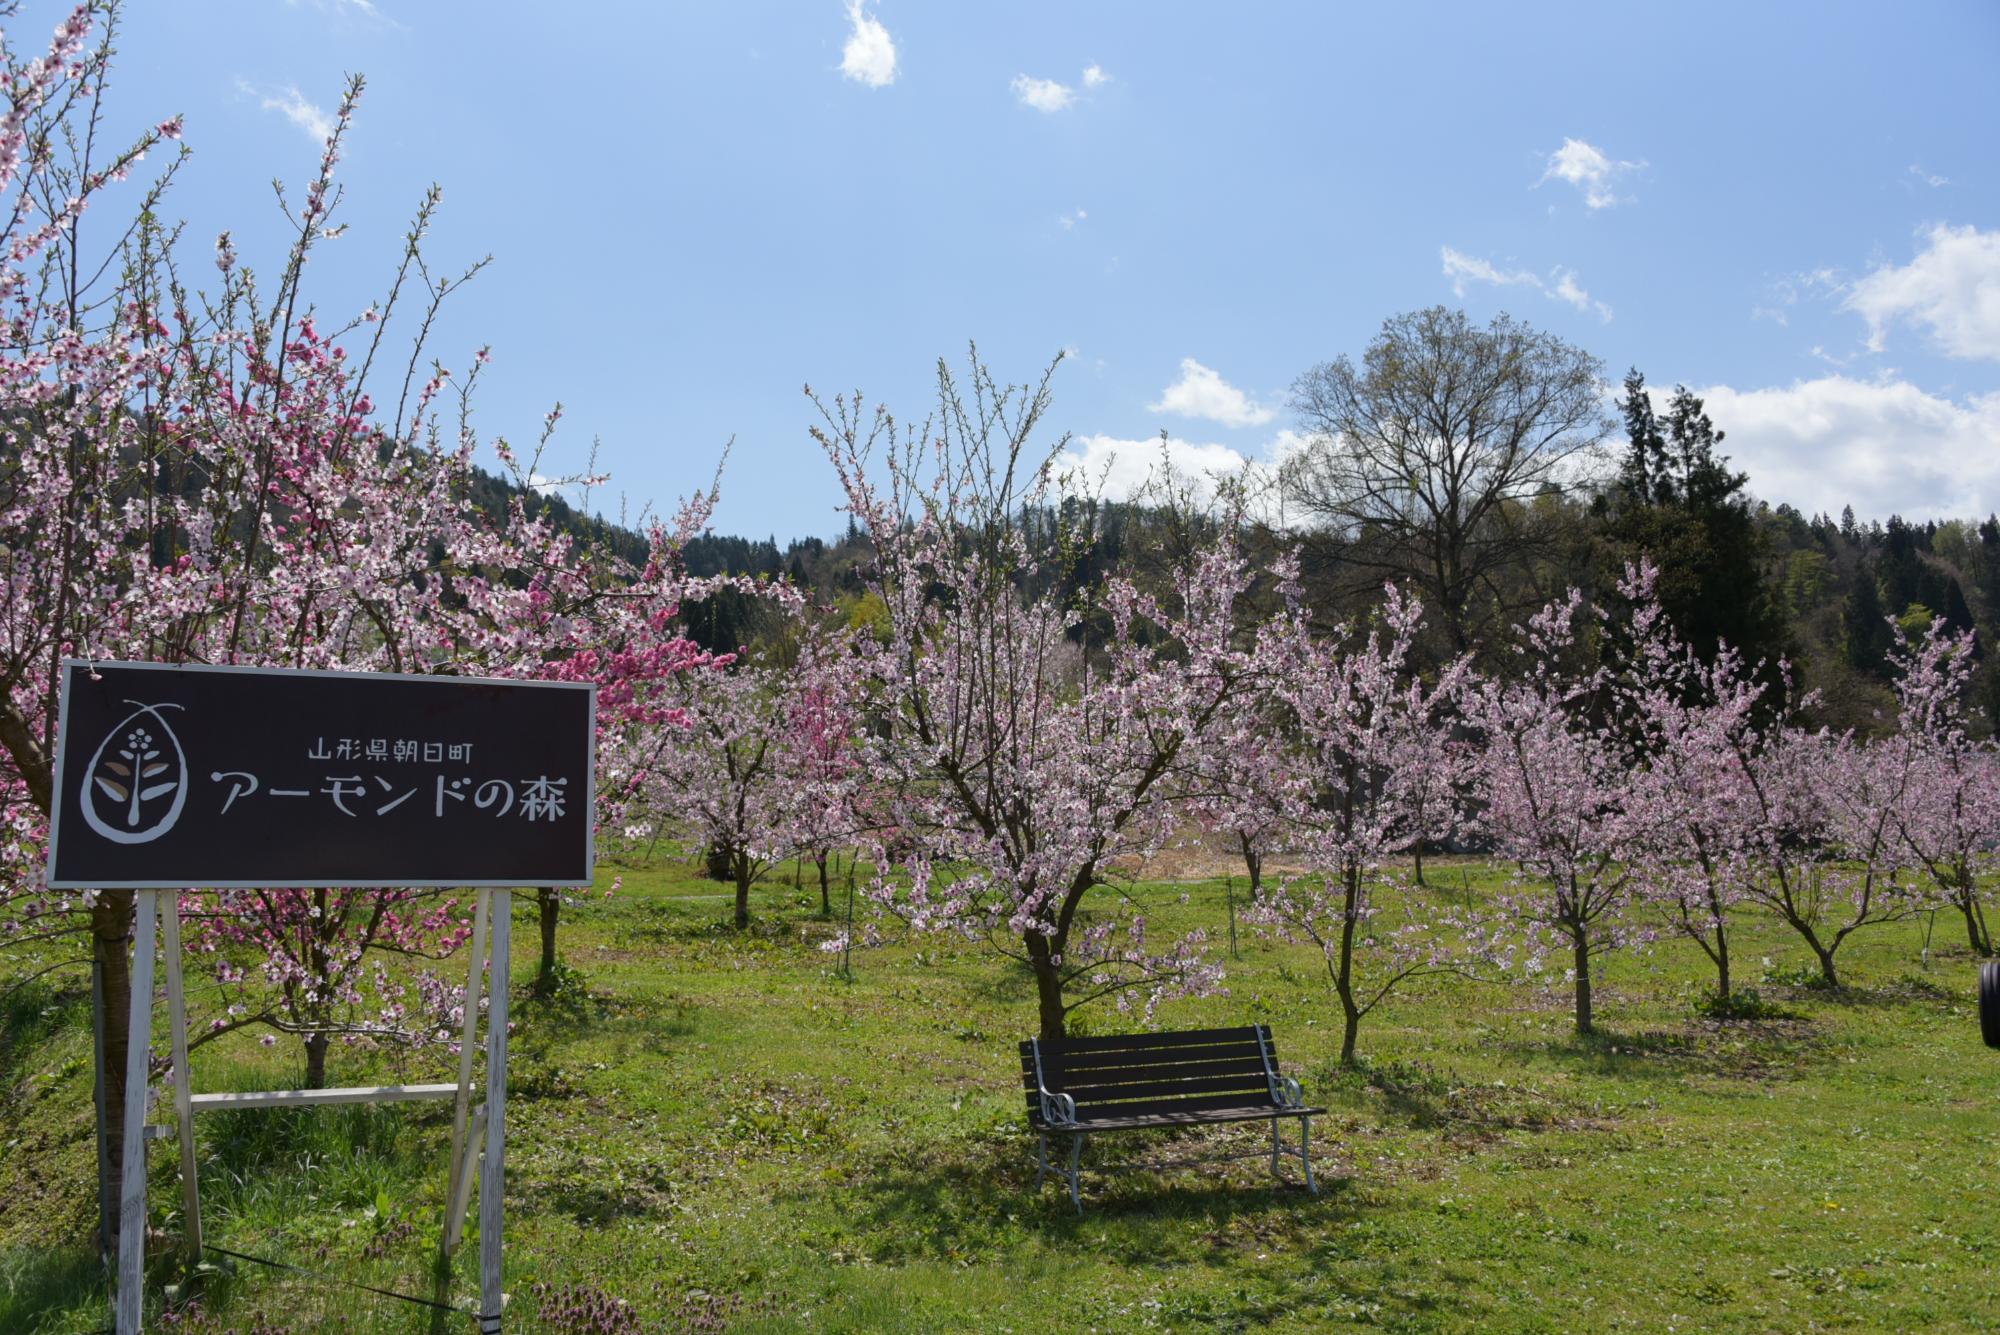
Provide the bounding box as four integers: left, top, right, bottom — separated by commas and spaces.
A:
98, 0, 2000, 538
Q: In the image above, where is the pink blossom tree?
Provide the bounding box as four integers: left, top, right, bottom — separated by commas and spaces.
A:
812, 353, 1258, 1038
637, 637, 814, 930
1881, 622, 1997, 956
1246, 582, 1481, 1065
1473, 590, 1641, 1035
1728, 718, 1922, 989
1184, 685, 1292, 897
1613, 564, 1767, 1002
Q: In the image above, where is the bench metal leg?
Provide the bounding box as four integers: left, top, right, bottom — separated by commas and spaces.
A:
1269, 1116, 1319, 1196
1034, 1133, 1048, 1190
1067, 1133, 1085, 1215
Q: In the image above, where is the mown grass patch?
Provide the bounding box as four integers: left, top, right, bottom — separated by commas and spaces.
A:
2, 858, 1996, 1331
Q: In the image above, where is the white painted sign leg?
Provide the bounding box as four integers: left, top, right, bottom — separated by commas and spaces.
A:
449, 1104, 486, 1241
160, 894, 200, 1265
445, 888, 490, 1254
478, 892, 511, 1332
116, 890, 158, 1335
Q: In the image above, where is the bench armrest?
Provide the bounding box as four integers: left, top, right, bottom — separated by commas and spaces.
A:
1038, 1087, 1078, 1127
1273, 1075, 1305, 1109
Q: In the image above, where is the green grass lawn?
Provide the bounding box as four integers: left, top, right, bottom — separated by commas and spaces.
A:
2, 859, 1997, 1333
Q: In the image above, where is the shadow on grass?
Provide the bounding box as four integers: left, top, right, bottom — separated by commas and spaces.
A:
1781, 972, 1956, 1008
0, 1245, 105, 1334
826, 1123, 1358, 1264
1323, 1058, 1613, 1132
0, 977, 89, 1095
1488, 1018, 1832, 1084
813, 1126, 1487, 1330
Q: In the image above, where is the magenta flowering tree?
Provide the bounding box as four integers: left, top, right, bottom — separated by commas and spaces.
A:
0, 9, 723, 1233
1880, 622, 1997, 956
1247, 582, 1482, 1065
1613, 563, 1768, 1001
534, 492, 733, 986
812, 354, 1257, 1038
1473, 590, 1642, 1035
776, 631, 866, 917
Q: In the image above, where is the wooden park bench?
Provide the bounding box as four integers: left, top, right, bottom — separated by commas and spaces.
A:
1019, 1024, 1324, 1213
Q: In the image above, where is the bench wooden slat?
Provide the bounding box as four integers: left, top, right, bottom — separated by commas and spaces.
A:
1071, 1091, 1298, 1120
1066, 1104, 1326, 1130
1062, 1056, 1272, 1087
1018, 1025, 1267, 1055
1032, 1091, 1315, 1125
1020, 1054, 1270, 1087
1022, 1041, 1271, 1074
1068, 1073, 1275, 1105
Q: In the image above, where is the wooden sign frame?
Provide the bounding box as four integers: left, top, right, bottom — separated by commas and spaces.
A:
114, 887, 517, 1334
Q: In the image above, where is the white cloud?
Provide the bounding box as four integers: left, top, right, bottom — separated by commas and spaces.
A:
1441, 246, 1538, 296
1149, 358, 1276, 428
244, 82, 335, 142
1537, 137, 1643, 210
1841, 223, 2000, 361
840, 1, 897, 88
1694, 375, 2000, 519
1908, 164, 1950, 188
1012, 74, 1074, 113
1549, 267, 1613, 322
1058, 207, 1087, 230
288, 0, 383, 18
1057, 434, 1251, 500
1441, 247, 1611, 321
1056, 430, 1307, 521
1082, 63, 1110, 88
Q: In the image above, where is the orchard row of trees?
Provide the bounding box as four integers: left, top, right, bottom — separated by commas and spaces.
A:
635, 354, 1997, 1076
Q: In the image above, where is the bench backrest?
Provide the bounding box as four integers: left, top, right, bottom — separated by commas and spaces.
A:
1018, 1024, 1284, 1124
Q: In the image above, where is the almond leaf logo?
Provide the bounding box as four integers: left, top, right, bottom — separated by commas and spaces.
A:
79, 701, 188, 845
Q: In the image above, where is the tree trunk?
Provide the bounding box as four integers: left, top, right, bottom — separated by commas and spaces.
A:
91, 890, 134, 1258
1335, 866, 1362, 1066
1813, 942, 1840, 989
1572, 933, 1593, 1035
1708, 878, 1732, 1000
1029, 934, 1067, 1040
535, 887, 560, 994
1958, 878, 1993, 956
1239, 833, 1262, 894
303, 1031, 329, 1090
1032, 960, 1066, 1040
733, 861, 751, 930
817, 852, 831, 918
1411, 836, 1426, 887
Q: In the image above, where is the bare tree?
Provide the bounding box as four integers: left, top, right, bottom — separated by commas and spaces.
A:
1282, 307, 1609, 653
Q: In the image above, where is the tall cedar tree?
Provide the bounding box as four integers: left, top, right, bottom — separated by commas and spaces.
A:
1601, 371, 1791, 680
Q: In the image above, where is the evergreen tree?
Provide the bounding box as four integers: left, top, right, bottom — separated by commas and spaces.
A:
1602, 371, 1789, 673
1843, 566, 1893, 673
